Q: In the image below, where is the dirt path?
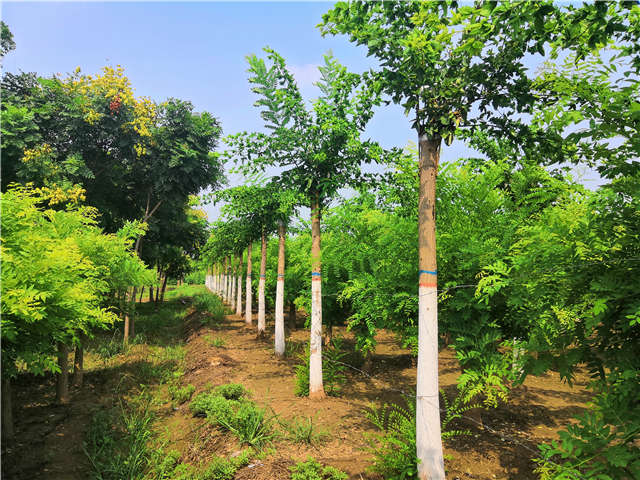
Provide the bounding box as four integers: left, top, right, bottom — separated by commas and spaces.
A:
172, 308, 591, 479
2, 292, 591, 480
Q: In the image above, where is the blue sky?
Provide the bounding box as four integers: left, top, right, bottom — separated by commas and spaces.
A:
2, 1, 484, 220
2, 2, 599, 221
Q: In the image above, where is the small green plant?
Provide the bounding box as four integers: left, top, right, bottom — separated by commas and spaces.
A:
205, 335, 226, 348
189, 391, 274, 448
169, 384, 196, 405
289, 457, 347, 480
295, 337, 347, 397
280, 416, 329, 445
365, 390, 475, 479
83, 398, 154, 480
214, 383, 248, 400
192, 292, 225, 325
148, 448, 253, 480
92, 331, 126, 361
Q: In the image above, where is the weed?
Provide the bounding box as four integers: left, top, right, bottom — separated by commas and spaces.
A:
365, 390, 475, 479
295, 337, 347, 397
214, 383, 248, 400
205, 335, 226, 348
83, 398, 154, 480
189, 391, 274, 448
148, 448, 252, 480
289, 457, 348, 480
92, 331, 126, 361
279, 416, 329, 445
169, 384, 196, 405
191, 292, 225, 325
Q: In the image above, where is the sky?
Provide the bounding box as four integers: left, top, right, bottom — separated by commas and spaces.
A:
1, 1, 600, 221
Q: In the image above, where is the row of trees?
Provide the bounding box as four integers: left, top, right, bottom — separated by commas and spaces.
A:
202, 2, 639, 478
0, 24, 225, 440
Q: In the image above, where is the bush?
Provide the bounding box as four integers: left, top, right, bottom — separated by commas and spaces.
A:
295, 337, 347, 397
365, 390, 474, 479
289, 457, 347, 480
169, 384, 195, 405
214, 383, 248, 400
185, 269, 206, 285
189, 390, 273, 448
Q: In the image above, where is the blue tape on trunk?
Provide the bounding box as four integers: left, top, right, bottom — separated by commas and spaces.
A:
419, 269, 438, 276
311, 272, 321, 276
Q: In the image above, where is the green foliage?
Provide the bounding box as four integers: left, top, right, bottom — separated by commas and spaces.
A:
168, 384, 195, 405
295, 337, 347, 397
213, 383, 248, 400
1, 184, 151, 377
84, 400, 154, 480
148, 448, 252, 480
365, 391, 474, 480
189, 389, 273, 448
279, 416, 329, 445
204, 335, 226, 348
289, 457, 347, 480
191, 291, 225, 325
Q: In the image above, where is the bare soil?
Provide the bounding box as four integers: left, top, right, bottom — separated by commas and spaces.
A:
1, 297, 591, 480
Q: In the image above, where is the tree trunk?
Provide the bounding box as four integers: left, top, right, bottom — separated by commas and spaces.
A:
2, 376, 14, 441
275, 222, 286, 357
230, 256, 236, 308
416, 133, 445, 480
149, 284, 154, 302
139, 286, 144, 303
73, 335, 85, 388
309, 192, 326, 398
258, 231, 267, 336
160, 276, 168, 303
223, 257, 228, 303
124, 288, 130, 345
246, 244, 253, 325
129, 286, 137, 337
56, 342, 70, 404
236, 253, 243, 316
288, 301, 296, 330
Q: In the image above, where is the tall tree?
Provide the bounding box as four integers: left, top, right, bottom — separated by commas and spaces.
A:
238, 49, 384, 395
320, 1, 569, 476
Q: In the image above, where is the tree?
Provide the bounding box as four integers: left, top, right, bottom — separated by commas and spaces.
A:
1, 184, 150, 437
237, 49, 384, 395
319, 1, 568, 476
1, 21, 15, 58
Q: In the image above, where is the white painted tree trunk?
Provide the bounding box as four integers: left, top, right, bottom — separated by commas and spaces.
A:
275, 222, 286, 357
246, 243, 253, 325
258, 232, 267, 335
236, 254, 243, 316
309, 193, 325, 398
230, 259, 236, 307
416, 133, 445, 480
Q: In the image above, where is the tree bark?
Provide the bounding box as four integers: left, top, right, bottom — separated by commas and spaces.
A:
246, 244, 253, 325
124, 289, 130, 344
138, 286, 145, 303
2, 376, 14, 441
56, 342, 70, 404
416, 133, 445, 480
73, 335, 85, 387
309, 192, 326, 398
257, 231, 267, 335
275, 222, 286, 357
160, 276, 168, 303
230, 256, 236, 307
149, 284, 154, 302
223, 257, 229, 303
130, 286, 137, 337
236, 253, 243, 316
288, 301, 296, 330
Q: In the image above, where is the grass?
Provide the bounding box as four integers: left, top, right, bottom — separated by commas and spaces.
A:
279, 416, 330, 445
190, 387, 275, 448
204, 335, 226, 348
289, 457, 348, 480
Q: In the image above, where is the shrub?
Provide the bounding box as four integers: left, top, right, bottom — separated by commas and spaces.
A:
169, 384, 196, 405
295, 337, 347, 397
365, 390, 474, 479
289, 457, 347, 480
192, 292, 225, 325
214, 383, 248, 400
189, 390, 273, 448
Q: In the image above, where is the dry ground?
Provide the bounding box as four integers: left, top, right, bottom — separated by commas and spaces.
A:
2, 289, 591, 480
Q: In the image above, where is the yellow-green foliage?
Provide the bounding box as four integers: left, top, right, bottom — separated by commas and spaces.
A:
1, 184, 152, 376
